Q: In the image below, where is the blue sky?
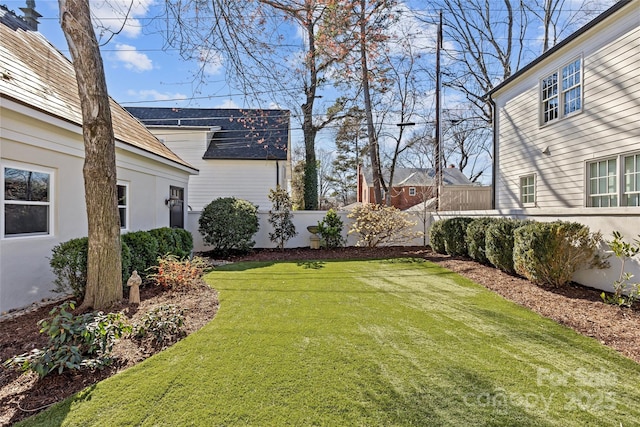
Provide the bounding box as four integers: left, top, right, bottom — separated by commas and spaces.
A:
3, 0, 242, 109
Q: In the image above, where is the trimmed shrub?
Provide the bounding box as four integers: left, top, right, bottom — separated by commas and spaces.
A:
50, 238, 132, 300
172, 228, 194, 258
149, 227, 180, 257
485, 218, 528, 274
440, 217, 475, 256
198, 197, 259, 255
428, 220, 446, 254
317, 209, 345, 248
513, 221, 603, 288
466, 217, 500, 264
347, 204, 422, 247
122, 231, 159, 279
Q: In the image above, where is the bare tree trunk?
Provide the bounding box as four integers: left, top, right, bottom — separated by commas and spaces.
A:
59, 0, 123, 310
359, 0, 382, 205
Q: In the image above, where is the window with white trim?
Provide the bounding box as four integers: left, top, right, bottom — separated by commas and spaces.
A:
3, 164, 53, 237
117, 183, 128, 230
520, 175, 536, 205
541, 57, 582, 124
408, 187, 416, 197
588, 158, 618, 207
623, 154, 640, 207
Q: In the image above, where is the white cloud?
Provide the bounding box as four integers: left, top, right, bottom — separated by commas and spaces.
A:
216, 99, 240, 109
114, 43, 153, 72
126, 89, 188, 102
91, 0, 155, 39
199, 49, 224, 75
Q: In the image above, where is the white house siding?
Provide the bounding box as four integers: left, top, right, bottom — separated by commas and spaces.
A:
150, 127, 286, 211
0, 102, 192, 313
493, 4, 640, 210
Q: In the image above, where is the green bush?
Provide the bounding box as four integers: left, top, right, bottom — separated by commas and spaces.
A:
428, 220, 446, 254
172, 228, 194, 258
3, 301, 131, 378
485, 218, 528, 274
122, 231, 159, 279
347, 204, 422, 247
317, 209, 345, 248
466, 217, 500, 264
134, 304, 186, 349
440, 217, 475, 256
513, 221, 603, 288
149, 227, 180, 257
198, 197, 259, 255
50, 238, 132, 300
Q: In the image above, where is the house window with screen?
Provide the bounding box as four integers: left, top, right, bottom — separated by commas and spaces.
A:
520, 175, 536, 205
541, 57, 582, 124
623, 154, 640, 207
117, 183, 128, 230
408, 187, 416, 197
3, 164, 52, 237
588, 158, 618, 207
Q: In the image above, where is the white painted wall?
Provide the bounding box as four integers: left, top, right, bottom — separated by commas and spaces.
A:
150, 127, 289, 211
492, 3, 640, 210
188, 210, 428, 252
0, 102, 192, 313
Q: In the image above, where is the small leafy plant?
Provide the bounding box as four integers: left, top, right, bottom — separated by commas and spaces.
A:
148, 255, 209, 290
134, 305, 186, 349
3, 301, 130, 378
267, 185, 297, 250
601, 231, 640, 307
317, 209, 345, 248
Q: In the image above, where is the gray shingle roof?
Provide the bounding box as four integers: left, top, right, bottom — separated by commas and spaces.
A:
361, 167, 474, 187
126, 107, 290, 161
0, 6, 195, 171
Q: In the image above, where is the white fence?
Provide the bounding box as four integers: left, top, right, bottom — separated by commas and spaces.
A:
187, 206, 640, 293
187, 210, 428, 252
440, 186, 491, 211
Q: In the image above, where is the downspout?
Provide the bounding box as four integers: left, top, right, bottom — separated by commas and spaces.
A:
488, 95, 497, 210
276, 160, 280, 187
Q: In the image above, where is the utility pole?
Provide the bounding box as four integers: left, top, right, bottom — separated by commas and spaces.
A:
434, 10, 442, 211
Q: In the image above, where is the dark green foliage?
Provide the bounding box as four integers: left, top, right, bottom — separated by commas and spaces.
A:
485, 218, 528, 274
50, 237, 88, 299
268, 186, 297, 250
122, 231, 159, 279
3, 301, 130, 378
172, 228, 194, 258
428, 220, 446, 254
134, 305, 186, 349
513, 221, 602, 288
199, 197, 259, 255
466, 217, 500, 264
440, 217, 475, 256
50, 238, 132, 300
317, 209, 345, 248
149, 227, 180, 257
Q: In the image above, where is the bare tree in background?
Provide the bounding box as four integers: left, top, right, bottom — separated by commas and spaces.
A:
158, 0, 356, 210
59, 0, 122, 310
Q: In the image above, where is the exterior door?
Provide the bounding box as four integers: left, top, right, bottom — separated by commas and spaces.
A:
169, 186, 184, 228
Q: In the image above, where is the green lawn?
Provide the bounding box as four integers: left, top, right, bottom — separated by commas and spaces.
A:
20, 258, 640, 426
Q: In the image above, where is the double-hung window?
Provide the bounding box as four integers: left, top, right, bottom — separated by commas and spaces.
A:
3, 163, 53, 237
541, 57, 582, 125
520, 175, 536, 205
117, 183, 128, 230
623, 154, 640, 207
408, 187, 416, 197
588, 158, 618, 207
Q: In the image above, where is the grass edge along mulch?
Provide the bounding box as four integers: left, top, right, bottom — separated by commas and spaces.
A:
18, 258, 640, 426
